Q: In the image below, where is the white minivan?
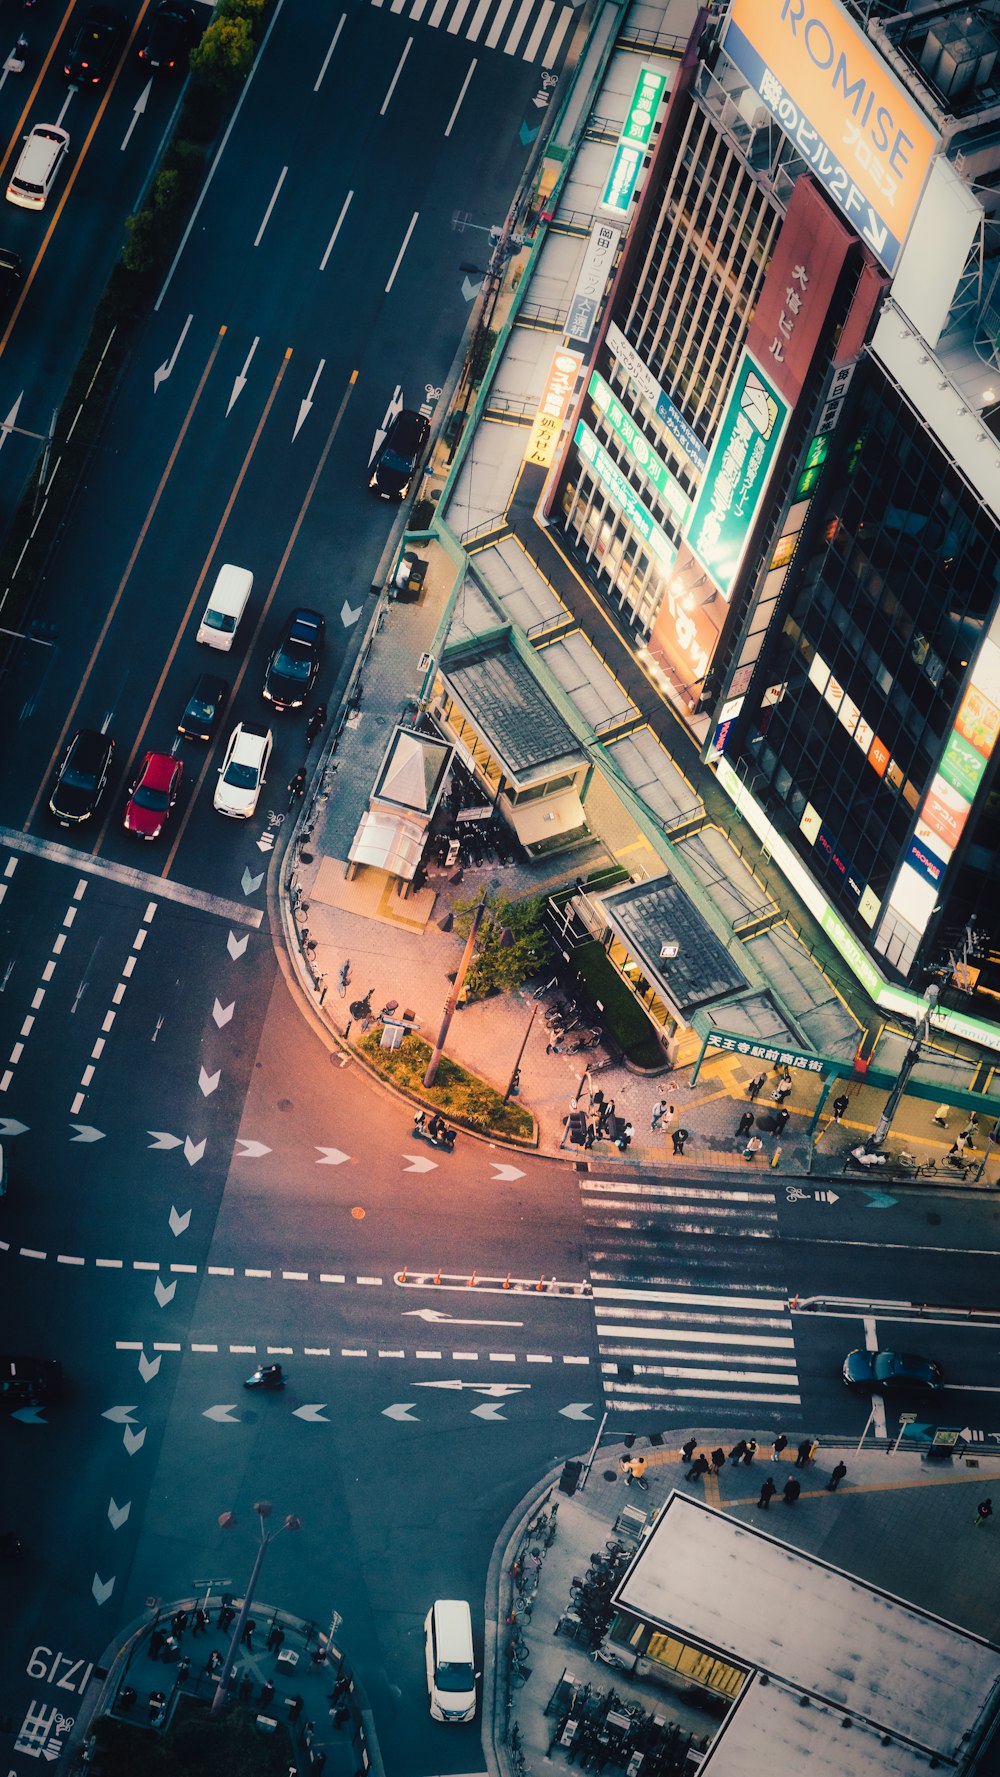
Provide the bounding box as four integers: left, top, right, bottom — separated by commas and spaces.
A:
196, 563, 253, 651
7, 124, 70, 211
424, 1600, 477, 1723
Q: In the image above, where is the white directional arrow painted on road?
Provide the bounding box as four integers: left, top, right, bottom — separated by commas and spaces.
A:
154, 1276, 177, 1308
138, 1352, 161, 1383
123, 1425, 147, 1456
12, 1404, 47, 1423
102, 1406, 139, 1424
340, 600, 362, 628
184, 1136, 206, 1167
227, 930, 250, 960
402, 1153, 437, 1173
292, 1404, 330, 1422
471, 1401, 507, 1420
559, 1403, 594, 1420
462, 274, 485, 302
490, 1162, 525, 1181
403, 1308, 523, 1327
316, 1147, 351, 1166
70, 1124, 105, 1143
212, 999, 235, 1028
0, 1118, 28, 1136
148, 1131, 183, 1150
256, 833, 275, 854
0, 393, 24, 456
414, 1380, 530, 1396
120, 78, 150, 151
241, 867, 264, 897
168, 1206, 191, 1237
294, 358, 326, 441
107, 1498, 131, 1531
227, 335, 259, 417
92, 1573, 116, 1606
153, 313, 192, 392
204, 1404, 240, 1422
235, 1139, 271, 1159
383, 1403, 419, 1421
199, 1066, 221, 1097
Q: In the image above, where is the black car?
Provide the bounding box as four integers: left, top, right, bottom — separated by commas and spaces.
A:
842, 1348, 943, 1394
0, 1355, 63, 1404
64, 4, 126, 84
369, 408, 430, 500
177, 672, 229, 742
48, 728, 115, 825
138, 0, 200, 70
262, 608, 325, 710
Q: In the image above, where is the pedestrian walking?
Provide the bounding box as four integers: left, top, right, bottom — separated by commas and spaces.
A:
305, 703, 327, 748
177, 1658, 191, 1684
773, 1071, 792, 1104
686, 1454, 710, 1482
832, 1093, 849, 1122
783, 1477, 801, 1505
672, 1127, 689, 1155
592, 1089, 605, 1116
795, 1439, 813, 1468
267, 1624, 285, 1655
219, 1603, 236, 1632
241, 1618, 256, 1649
962, 1113, 979, 1142
171, 1610, 188, 1640
975, 1497, 993, 1527
742, 1438, 757, 1466
681, 1436, 698, 1464
757, 1478, 777, 1510
772, 1433, 788, 1460
736, 1110, 755, 1138
747, 1072, 766, 1101
260, 1680, 275, 1709
192, 1608, 210, 1638
743, 1135, 763, 1162
583, 1123, 596, 1150
598, 1098, 615, 1135
729, 1439, 747, 1466
205, 1649, 222, 1676
774, 1107, 790, 1135
826, 1461, 847, 1492
651, 1098, 670, 1129
710, 1446, 726, 1474
149, 1629, 165, 1661
288, 767, 306, 807
616, 1120, 634, 1152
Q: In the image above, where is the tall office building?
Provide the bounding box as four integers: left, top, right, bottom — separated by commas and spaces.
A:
550, 0, 1000, 999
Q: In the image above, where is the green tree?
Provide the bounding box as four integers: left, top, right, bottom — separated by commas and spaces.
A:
454, 891, 548, 1001
190, 16, 254, 90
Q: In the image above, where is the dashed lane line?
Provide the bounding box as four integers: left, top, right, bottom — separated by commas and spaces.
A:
115, 1340, 591, 1364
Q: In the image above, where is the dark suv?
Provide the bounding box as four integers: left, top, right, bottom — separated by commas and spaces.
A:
262, 608, 324, 710
48, 728, 115, 825
64, 5, 126, 84
369, 408, 430, 500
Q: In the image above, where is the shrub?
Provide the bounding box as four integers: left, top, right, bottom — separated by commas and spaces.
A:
357, 1032, 534, 1140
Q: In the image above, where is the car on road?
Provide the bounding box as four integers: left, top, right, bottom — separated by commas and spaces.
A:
424, 1599, 477, 1722
6, 124, 70, 211
842, 1348, 943, 1394
138, 0, 200, 69
369, 408, 430, 500
0, 1356, 63, 1404
123, 751, 182, 840
214, 722, 272, 819
64, 5, 126, 84
262, 608, 325, 711
177, 672, 229, 742
48, 728, 115, 825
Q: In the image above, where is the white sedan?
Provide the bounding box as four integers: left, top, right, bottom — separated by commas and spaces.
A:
214, 722, 272, 819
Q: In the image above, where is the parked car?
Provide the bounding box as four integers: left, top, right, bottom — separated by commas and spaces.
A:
123, 752, 182, 840
262, 608, 324, 710
177, 673, 228, 743
138, 0, 200, 69
48, 728, 115, 825
214, 723, 272, 819
64, 5, 126, 84
369, 408, 430, 500
842, 1348, 943, 1394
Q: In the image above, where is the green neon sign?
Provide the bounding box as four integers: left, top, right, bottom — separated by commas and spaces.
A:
576, 421, 677, 569
685, 353, 790, 600
589, 372, 690, 525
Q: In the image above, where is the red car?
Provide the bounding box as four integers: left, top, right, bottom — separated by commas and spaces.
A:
123, 752, 182, 840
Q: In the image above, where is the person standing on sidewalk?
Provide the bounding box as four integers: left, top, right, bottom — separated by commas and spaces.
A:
742, 1438, 757, 1466
651, 1099, 671, 1131
681, 1436, 698, 1464
795, 1439, 813, 1468
757, 1477, 777, 1509
832, 1093, 849, 1122
710, 1446, 726, 1474
305, 704, 327, 748
773, 1071, 792, 1104
616, 1121, 634, 1152
747, 1073, 766, 1101
686, 1454, 710, 1482
736, 1110, 755, 1138
783, 1477, 801, 1505
974, 1498, 993, 1527
774, 1107, 790, 1136
729, 1439, 747, 1466
772, 1433, 788, 1461
826, 1461, 848, 1492
743, 1135, 763, 1162
671, 1127, 689, 1156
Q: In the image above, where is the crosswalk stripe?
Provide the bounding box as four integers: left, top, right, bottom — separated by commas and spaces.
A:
466, 0, 493, 39
427, 0, 450, 23
593, 1285, 789, 1311
584, 1180, 776, 1203
522, 0, 554, 59
597, 1323, 794, 1348
540, 4, 571, 63
603, 1348, 797, 1369
504, 0, 535, 51
604, 1362, 797, 1385
605, 1382, 803, 1405
447, 0, 474, 30
485, 0, 516, 47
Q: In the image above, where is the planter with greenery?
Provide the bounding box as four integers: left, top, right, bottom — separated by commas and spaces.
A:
356, 1030, 535, 1142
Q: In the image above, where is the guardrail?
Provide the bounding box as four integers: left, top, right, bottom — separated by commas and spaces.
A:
792, 1295, 1000, 1322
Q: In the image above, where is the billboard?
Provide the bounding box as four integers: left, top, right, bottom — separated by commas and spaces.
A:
684, 353, 790, 601
724, 0, 938, 272
524, 348, 583, 469
746, 177, 856, 408
589, 372, 690, 525
575, 422, 677, 568
600, 66, 668, 218
566, 222, 620, 344
648, 542, 724, 706
606, 322, 708, 472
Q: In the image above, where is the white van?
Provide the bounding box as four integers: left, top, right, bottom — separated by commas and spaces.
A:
196, 564, 253, 651
7, 124, 70, 211
424, 1600, 477, 1723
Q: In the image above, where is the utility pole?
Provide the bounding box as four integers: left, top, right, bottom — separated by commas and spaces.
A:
864, 985, 939, 1154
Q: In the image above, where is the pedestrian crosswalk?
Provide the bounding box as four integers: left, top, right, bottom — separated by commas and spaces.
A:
580, 1179, 801, 1417
371, 0, 574, 62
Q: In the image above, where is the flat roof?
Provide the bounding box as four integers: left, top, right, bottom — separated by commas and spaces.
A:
616, 1493, 1000, 1763
600, 876, 746, 1011
441, 637, 585, 780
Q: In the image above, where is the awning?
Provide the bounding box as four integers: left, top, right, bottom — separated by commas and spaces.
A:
509, 790, 587, 849
348, 810, 426, 880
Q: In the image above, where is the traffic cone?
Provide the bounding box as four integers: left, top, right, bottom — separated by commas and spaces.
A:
469, 1270, 477, 1287
399, 1267, 408, 1284
433, 1269, 441, 1286
502, 1273, 511, 1289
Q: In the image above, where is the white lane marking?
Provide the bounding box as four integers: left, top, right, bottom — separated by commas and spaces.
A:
358, 1275, 383, 1285
254, 167, 288, 247
320, 189, 353, 272
594, 1285, 789, 1311
53, 934, 66, 954
611, 1363, 799, 1386
320, 1273, 346, 1283
385, 213, 419, 293
466, 0, 491, 41
485, 0, 514, 47
447, 0, 473, 30
584, 1180, 775, 1203
122, 956, 136, 978
444, 58, 476, 135
57, 1254, 85, 1265
521, 0, 553, 58
427, 0, 449, 23
539, 4, 571, 61
133, 928, 147, 950
605, 1382, 803, 1405
0, 828, 263, 927
380, 37, 412, 115
596, 1324, 795, 1349
314, 13, 345, 90
504, 0, 533, 52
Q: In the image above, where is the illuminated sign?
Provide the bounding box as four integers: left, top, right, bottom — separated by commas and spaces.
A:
647, 541, 723, 703
566, 223, 620, 344
685, 353, 790, 600
606, 322, 708, 473
575, 422, 677, 568
525, 348, 583, 469
589, 372, 691, 525
600, 67, 668, 217
724, 0, 937, 272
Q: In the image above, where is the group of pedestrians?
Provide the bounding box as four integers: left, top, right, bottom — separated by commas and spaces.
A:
679, 1433, 844, 1504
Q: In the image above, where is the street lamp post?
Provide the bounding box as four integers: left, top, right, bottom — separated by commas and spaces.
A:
504, 1001, 538, 1102
423, 895, 511, 1089
864, 985, 939, 1154
210, 1501, 301, 1718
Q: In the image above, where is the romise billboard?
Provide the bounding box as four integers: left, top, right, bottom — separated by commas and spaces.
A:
724, 0, 937, 273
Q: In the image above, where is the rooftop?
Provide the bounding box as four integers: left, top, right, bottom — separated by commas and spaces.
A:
441, 636, 586, 781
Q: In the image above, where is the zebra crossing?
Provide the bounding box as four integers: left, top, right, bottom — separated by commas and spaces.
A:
371, 0, 575, 62
580, 1178, 801, 1417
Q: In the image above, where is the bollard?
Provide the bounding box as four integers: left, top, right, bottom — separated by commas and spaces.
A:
469, 1270, 477, 1288
770, 1146, 781, 1167
400, 1268, 407, 1284
433, 1270, 441, 1285
536, 1275, 546, 1291
502, 1273, 511, 1289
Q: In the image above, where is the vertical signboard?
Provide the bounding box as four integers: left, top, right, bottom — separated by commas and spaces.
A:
600, 66, 668, 219
525, 348, 583, 468
683, 354, 790, 601
566, 223, 620, 344
745, 178, 856, 408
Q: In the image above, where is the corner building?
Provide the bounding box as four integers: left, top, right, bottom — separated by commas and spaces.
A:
550, 0, 1000, 992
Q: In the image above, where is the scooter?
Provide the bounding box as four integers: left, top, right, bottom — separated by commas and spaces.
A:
412, 1113, 457, 1152
244, 1364, 285, 1390
4, 35, 28, 74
